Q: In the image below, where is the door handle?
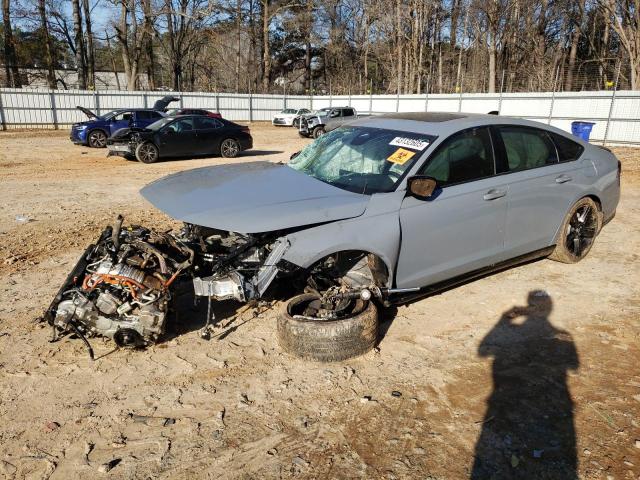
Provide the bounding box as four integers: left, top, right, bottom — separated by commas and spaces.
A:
483, 189, 507, 201
555, 174, 572, 184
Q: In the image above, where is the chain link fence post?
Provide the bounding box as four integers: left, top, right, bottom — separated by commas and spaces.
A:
424, 78, 430, 112
0, 90, 6, 131
94, 91, 101, 116
603, 62, 621, 146
49, 90, 58, 130
547, 66, 560, 124
368, 80, 373, 115
498, 70, 505, 114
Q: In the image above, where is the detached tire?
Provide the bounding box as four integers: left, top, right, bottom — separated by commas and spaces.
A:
549, 197, 602, 264
277, 293, 379, 362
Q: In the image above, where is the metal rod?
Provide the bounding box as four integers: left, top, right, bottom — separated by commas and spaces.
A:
603, 62, 622, 146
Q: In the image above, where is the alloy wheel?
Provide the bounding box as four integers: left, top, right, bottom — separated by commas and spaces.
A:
565, 204, 598, 258
138, 143, 158, 163
89, 131, 106, 148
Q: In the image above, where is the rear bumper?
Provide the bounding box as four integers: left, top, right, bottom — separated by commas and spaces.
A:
240, 135, 253, 151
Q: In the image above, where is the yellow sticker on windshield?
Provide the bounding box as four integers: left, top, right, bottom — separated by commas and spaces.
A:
387, 148, 415, 165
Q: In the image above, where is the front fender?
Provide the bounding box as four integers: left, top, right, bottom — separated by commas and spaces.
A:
282, 191, 405, 287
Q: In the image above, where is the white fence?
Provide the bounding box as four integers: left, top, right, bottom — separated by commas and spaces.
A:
0, 88, 638, 145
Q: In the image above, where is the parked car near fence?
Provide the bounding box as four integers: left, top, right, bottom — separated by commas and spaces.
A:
106, 115, 252, 163
71, 107, 166, 148
47, 112, 620, 363
167, 108, 222, 118
272, 108, 311, 126
298, 106, 358, 138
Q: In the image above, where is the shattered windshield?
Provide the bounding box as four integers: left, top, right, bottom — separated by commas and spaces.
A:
288, 126, 435, 194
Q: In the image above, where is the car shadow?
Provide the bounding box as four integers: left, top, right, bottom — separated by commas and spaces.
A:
470, 290, 579, 479
377, 256, 548, 345
240, 150, 284, 157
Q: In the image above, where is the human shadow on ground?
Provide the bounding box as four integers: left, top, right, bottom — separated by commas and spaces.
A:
471, 290, 580, 480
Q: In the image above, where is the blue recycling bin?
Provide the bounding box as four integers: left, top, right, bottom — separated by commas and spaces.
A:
571, 121, 595, 142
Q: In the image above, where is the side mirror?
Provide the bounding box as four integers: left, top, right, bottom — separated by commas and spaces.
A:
407, 176, 437, 199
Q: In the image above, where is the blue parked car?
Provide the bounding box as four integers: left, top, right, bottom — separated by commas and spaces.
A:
70, 96, 179, 148
70, 107, 167, 148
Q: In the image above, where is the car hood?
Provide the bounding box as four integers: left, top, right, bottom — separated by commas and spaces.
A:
140, 162, 370, 234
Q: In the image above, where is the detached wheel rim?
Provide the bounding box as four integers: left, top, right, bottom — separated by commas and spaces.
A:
221, 139, 239, 157
139, 143, 158, 163
565, 204, 597, 258
89, 131, 106, 147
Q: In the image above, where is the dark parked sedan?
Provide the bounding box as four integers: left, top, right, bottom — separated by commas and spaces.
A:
167, 108, 222, 118
106, 115, 252, 163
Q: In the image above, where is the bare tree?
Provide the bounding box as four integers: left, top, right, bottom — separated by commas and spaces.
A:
81, 0, 96, 88
601, 0, 640, 89
71, 0, 87, 88
2, 0, 21, 87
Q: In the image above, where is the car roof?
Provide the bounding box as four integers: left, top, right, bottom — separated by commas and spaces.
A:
111, 108, 161, 112
351, 112, 582, 143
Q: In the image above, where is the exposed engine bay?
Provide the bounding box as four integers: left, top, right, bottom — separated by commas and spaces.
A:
43, 215, 381, 358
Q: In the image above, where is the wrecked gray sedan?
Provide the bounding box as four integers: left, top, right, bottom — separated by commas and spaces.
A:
45, 113, 621, 361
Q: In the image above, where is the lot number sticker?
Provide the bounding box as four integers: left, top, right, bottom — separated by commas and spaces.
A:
387, 148, 416, 165
389, 137, 430, 151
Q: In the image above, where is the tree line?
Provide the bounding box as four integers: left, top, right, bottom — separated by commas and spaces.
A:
2, 0, 638, 93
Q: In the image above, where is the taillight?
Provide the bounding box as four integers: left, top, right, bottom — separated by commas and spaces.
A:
240, 126, 250, 133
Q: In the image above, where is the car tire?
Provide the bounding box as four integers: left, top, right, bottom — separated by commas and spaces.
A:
135, 142, 159, 164
312, 126, 326, 139
220, 138, 240, 158
277, 293, 379, 362
87, 129, 107, 148
549, 197, 602, 264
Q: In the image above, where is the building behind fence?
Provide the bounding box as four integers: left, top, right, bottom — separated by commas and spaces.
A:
0, 88, 638, 145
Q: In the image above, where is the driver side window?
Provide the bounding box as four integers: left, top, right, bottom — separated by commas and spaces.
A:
420, 127, 495, 186
165, 118, 194, 133
112, 112, 132, 122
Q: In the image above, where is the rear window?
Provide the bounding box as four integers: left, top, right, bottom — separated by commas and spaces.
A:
498, 126, 558, 173
550, 132, 584, 162
195, 117, 223, 129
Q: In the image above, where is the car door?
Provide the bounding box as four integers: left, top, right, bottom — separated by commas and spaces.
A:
194, 117, 224, 155
396, 127, 510, 289
109, 111, 133, 135
493, 125, 592, 258
157, 118, 197, 157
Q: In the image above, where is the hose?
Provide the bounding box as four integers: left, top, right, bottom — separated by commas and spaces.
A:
112, 215, 124, 252
69, 322, 95, 361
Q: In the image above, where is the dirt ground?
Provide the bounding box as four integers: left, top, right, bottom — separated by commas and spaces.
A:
0, 124, 639, 480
